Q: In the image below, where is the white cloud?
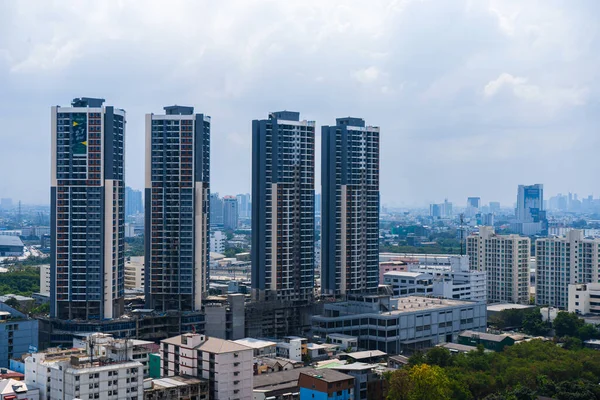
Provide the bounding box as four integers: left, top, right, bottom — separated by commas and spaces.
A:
354, 66, 381, 84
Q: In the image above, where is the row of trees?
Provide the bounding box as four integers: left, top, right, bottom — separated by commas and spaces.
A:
0, 265, 40, 296
386, 340, 600, 399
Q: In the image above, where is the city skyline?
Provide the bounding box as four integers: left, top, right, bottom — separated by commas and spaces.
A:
1, 1, 599, 207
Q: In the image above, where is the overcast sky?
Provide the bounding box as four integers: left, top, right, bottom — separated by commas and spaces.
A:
1, 0, 598, 208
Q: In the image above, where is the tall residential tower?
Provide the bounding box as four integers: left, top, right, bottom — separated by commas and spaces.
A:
51, 97, 125, 320
321, 117, 380, 296
145, 106, 210, 311
251, 111, 315, 302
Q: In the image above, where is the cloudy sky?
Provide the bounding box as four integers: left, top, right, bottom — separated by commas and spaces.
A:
0, 0, 598, 208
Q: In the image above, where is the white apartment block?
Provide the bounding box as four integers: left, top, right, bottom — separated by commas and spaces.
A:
275, 337, 306, 362
161, 333, 253, 400
384, 261, 486, 302
25, 348, 143, 400
209, 231, 226, 254
124, 257, 145, 291
39, 264, 51, 295
568, 283, 600, 315
467, 226, 530, 304
537, 230, 600, 309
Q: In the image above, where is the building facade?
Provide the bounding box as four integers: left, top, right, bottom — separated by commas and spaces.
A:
236, 193, 251, 219
537, 230, 600, 309
210, 193, 223, 226
321, 117, 380, 297
252, 111, 315, 302
125, 186, 143, 217
223, 196, 239, 230
467, 226, 530, 304
124, 256, 145, 291
51, 97, 125, 320
145, 106, 210, 312
312, 295, 486, 354
0, 303, 38, 368
161, 333, 253, 400
568, 283, 600, 315
515, 184, 544, 235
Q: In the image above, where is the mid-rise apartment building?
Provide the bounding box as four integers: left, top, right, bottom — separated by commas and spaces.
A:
51, 97, 125, 320
26, 348, 143, 400
145, 106, 210, 312
124, 256, 144, 291
568, 283, 600, 315
466, 226, 530, 304
321, 117, 380, 296
536, 230, 600, 309
161, 333, 253, 400
251, 111, 315, 302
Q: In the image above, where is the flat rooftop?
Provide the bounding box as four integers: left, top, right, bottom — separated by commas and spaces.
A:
487, 303, 535, 312
150, 376, 206, 389
346, 350, 387, 360
233, 338, 276, 349
300, 368, 353, 383
0, 236, 23, 247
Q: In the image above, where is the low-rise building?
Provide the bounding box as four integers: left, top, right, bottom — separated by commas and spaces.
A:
458, 330, 515, 352
276, 337, 307, 362
568, 283, 600, 315
252, 367, 311, 400
312, 294, 487, 354
143, 375, 209, 400
298, 369, 354, 400
326, 334, 358, 351
0, 303, 38, 368
319, 362, 384, 400
25, 348, 144, 400
0, 378, 39, 399
161, 333, 253, 400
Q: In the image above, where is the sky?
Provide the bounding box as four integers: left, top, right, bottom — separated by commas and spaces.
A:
0, 0, 598, 208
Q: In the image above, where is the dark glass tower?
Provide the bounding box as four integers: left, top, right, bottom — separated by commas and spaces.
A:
145, 106, 210, 311
252, 111, 315, 302
50, 97, 125, 320
321, 117, 380, 296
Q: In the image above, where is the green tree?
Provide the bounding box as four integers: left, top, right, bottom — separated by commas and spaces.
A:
522, 308, 549, 336
408, 350, 425, 366
577, 324, 599, 341
425, 346, 453, 367
387, 364, 452, 400
553, 312, 584, 337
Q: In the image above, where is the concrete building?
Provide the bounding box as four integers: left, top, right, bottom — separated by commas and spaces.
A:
0, 236, 24, 257
515, 184, 544, 235
203, 293, 245, 340
467, 226, 530, 304
0, 303, 38, 368
312, 294, 486, 354
383, 271, 434, 297
430, 199, 452, 219
39, 264, 50, 296
276, 337, 307, 362
51, 97, 125, 320
143, 376, 208, 400
209, 230, 225, 254
125, 186, 143, 217
161, 333, 253, 400
326, 334, 358, 351
321, 363, 385, 400
458, 330, 515, 352
298, 369, 354, 400
145, 106, 210, 312
223, 196, 239, 230
536, 230, 600, 309
125, 256, 145, 291
252, 111, 315, 302
400, 255, 487, 301
0, 379, 38, 399
321, 117, 380, 297
25, 347, 144, 400
569, 283, 600, 315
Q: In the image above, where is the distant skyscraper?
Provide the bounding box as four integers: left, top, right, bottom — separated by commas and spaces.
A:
321, 117, 380, 296
236, 193, 251, 219
51, 97, 125, 320
516, 184, 544, 235
430, 199, 452, 219
210, 193, 223, 226
466, 226, 530, 304
252, 111, 315, 302
314, 193, 321, 216
536, 230, 600, 309
223, 196, 238, 230
467, 197, 481, 209
125, 186, 143, 216
145, 105, 210, 312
